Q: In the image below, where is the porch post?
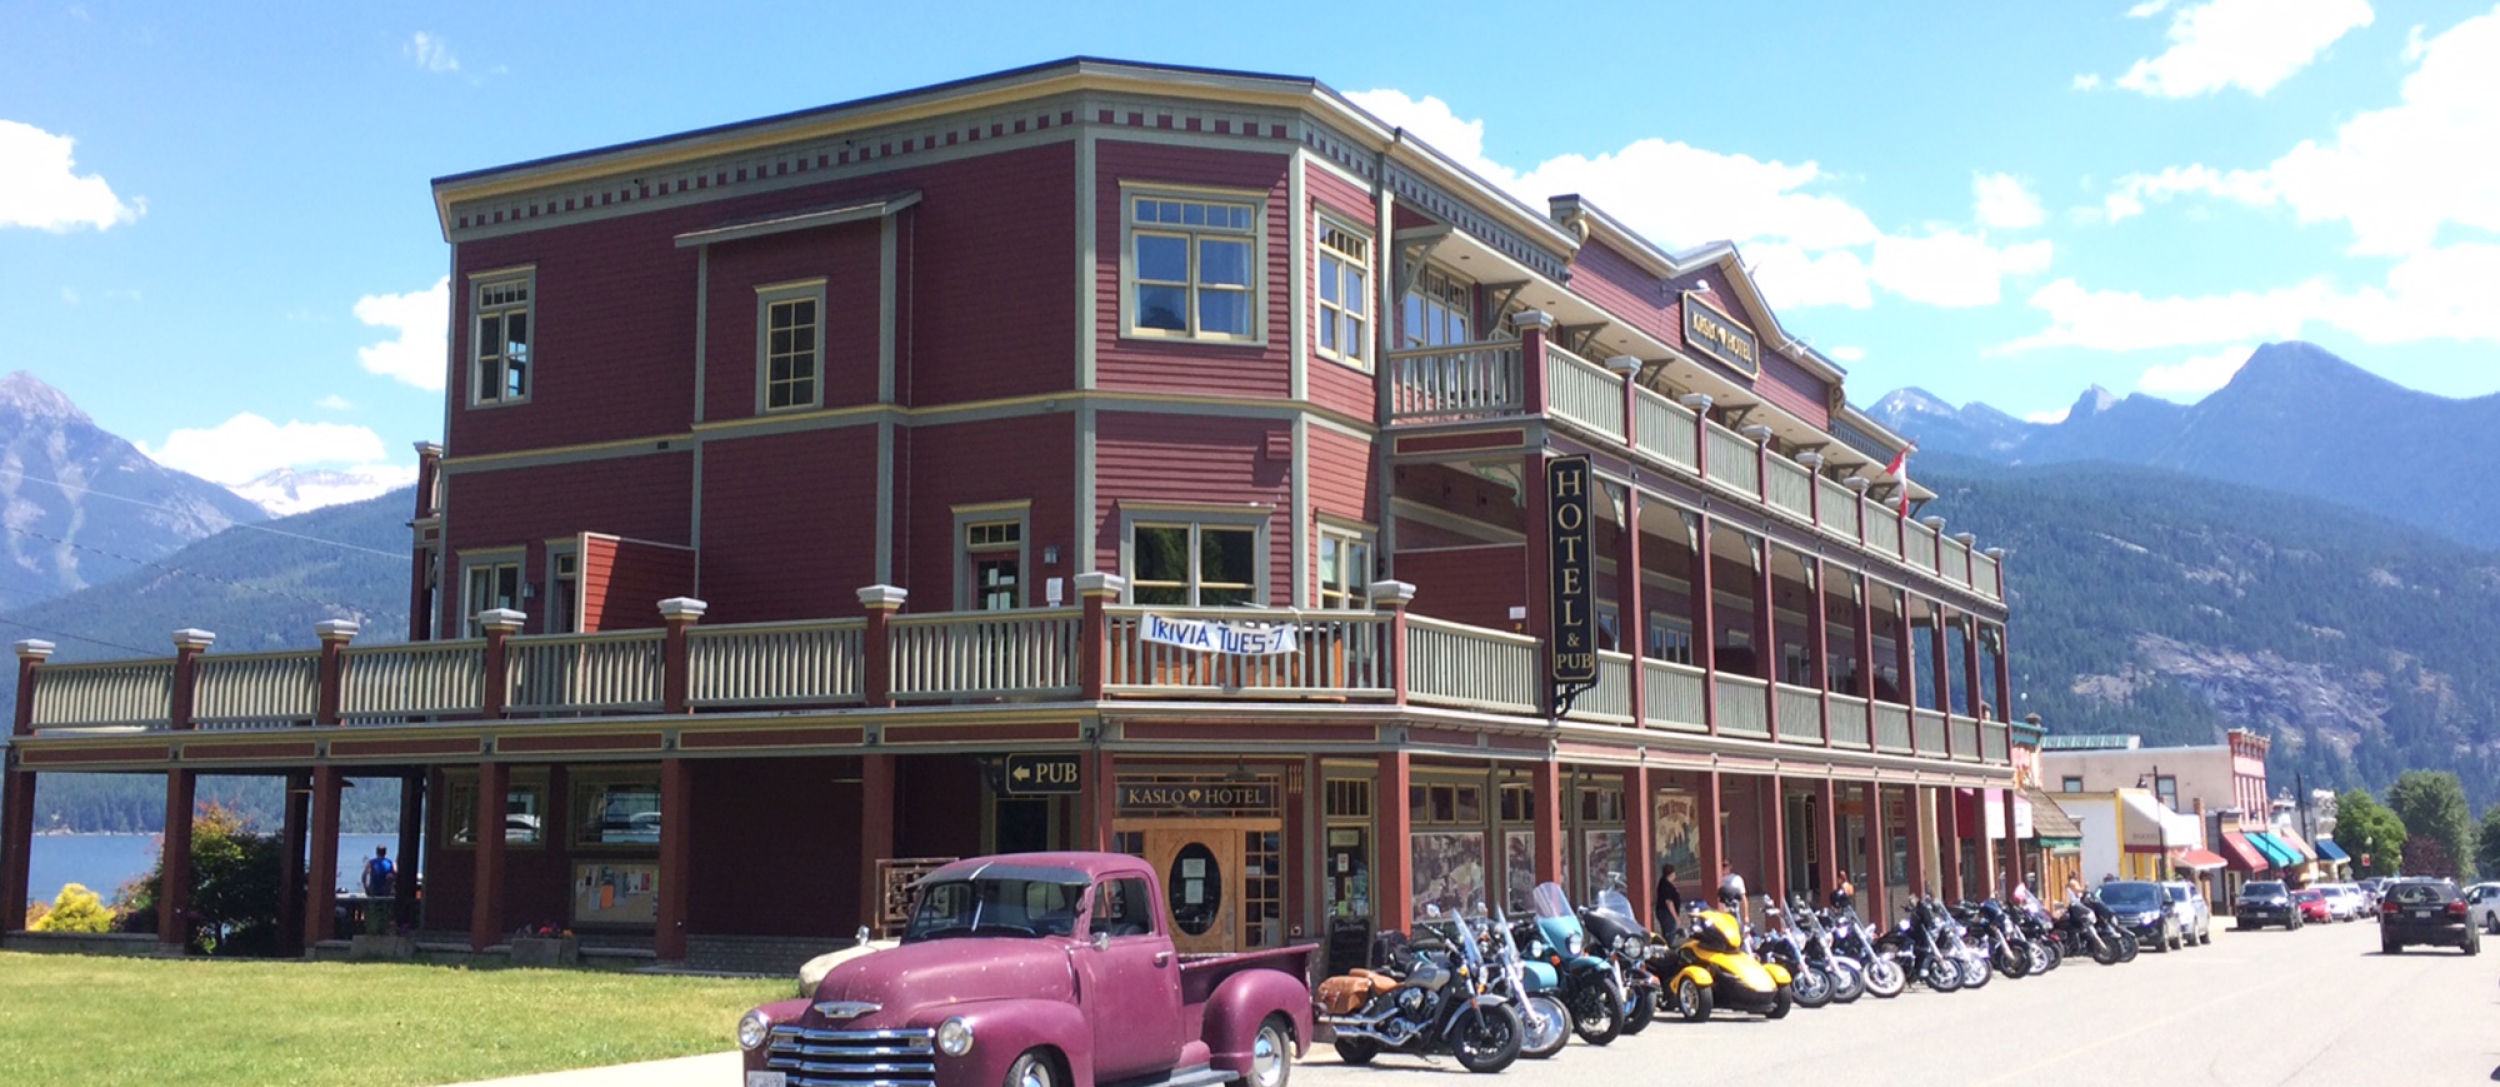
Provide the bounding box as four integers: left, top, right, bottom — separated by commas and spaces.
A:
1698, 770, 1725, 910
1855, 578, 1878, 750
1076, 573, 1123, 700
1750, 537, 1776, 692
1614, 487, 1645, 723
1686, 512, 1718, 735
277, 770, 308, 955
1941, 788, 1967, 902
469, 760, 508, 952
1907, 784, 1933, 898
859, 586, 906, 709
15, 638, 53, 736
1961, 614, 1984, 723
658, 597, 707, 715
314, 620, 356, 726
1533, 758, 1564, 887
657, 756, 692, 961
1763, 773, 1788, 909
858, 753, 895, 936
1377, 750, 1412, 936
1815, 777, 1841, 904
169, 629, 214, 731
0, 754, 33, 933
1516, 310, 1554, 420
159, 768, 197, 949
2003, 785, 2025, 900
1623, 763, 1653, 927
477, 609, 524, 719
395, 770, 424, 927
1082, 746, 1117, 853
1867, 782, 1891, 922
1810, 557, 1833, 745
1370, 581, 1416, 704
303, 764, 342, 950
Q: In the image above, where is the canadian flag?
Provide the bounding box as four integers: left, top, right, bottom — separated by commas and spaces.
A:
1884, 443, 1916, 517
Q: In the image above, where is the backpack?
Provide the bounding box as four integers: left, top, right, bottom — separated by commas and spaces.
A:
364, 856, 395, 896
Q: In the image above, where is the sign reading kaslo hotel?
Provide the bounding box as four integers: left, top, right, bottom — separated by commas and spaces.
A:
1682, 290, 1760, 378
1546, 455, 1598, 686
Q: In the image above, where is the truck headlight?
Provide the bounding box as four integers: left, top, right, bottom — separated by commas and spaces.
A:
738, 1010, 773, 1052
938, 1017, 976, 1057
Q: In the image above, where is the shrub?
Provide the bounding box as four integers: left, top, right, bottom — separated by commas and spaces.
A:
121, 801, 284, 955
31, 883, 117, 934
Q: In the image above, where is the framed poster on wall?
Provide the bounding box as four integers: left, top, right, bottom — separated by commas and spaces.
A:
1582, 829, 1626, 900
1653, 791, 1699, 879
1410, 831, 1486, 921
573, 861, 659, 927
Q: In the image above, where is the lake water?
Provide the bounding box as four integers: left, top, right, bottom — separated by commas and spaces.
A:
27, 833, 409, 906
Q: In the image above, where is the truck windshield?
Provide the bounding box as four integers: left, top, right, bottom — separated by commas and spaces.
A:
906, 878, 1087, 941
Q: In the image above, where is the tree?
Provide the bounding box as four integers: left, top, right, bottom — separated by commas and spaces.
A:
2402, 835, 2457, 880
2386, 770, 2477, 881
30, 883, 116, 934
2334, 788, 2406, 878
2477, 804, 2500, 882
120, 802, 285, 955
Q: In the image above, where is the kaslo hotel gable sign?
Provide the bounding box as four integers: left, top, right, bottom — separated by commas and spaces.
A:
1682, 290, 1760, 379
1546, 456, 1598, 698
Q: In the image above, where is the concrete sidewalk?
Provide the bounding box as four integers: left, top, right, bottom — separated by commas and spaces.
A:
443, 1051, 740, 1086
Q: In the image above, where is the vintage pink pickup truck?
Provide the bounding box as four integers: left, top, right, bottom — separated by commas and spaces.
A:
740, 852, 1315, 1087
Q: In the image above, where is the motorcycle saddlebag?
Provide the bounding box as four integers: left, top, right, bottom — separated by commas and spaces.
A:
1319, 972, 1388, 1015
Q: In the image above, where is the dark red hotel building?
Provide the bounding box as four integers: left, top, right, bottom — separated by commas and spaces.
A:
1, 59, 2020, 967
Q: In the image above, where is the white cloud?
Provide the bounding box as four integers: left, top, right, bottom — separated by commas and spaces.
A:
1871, 233, 2054, 308
1995, 278, 2325, 353
1347, 89, 2052, 314
2113, 0, 2373, 97
354, 276, 448, 390
2128, 0, 2177, 17
0, 120, 142, 232
2138, 344, 2254, 396
1825, 345, 1868, 363
2024, 406, 2074, 424
2330, 242, 2500, 343
2072, 73, 2105, 90
316, 394, 353, 411
2102, 164, 2275, 223
2403, 23, 2430, 61
140, 414, 392, 486
407, 32, 459, 73
1974, 173, 2047, 229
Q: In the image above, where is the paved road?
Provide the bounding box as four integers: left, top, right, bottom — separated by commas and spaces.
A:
1296, 918, 2500, 1087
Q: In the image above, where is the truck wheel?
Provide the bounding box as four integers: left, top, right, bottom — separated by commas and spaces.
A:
1248, 1015, 1293, 1087
1005, 1050, 1061, 1087
1330, 1037, 1378, 1066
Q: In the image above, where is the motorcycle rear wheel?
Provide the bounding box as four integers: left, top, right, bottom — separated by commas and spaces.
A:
1331, 1037, 1379, 1066
1829, 961, 1864, 1003
1451, 1003, 1523, 1074
1791, 964, 1833, 1008
1517, 994, 1570, 1060
1620, 986, 1657, 1035
1861, 957, 1906, 998
2115, 931, 2141, 962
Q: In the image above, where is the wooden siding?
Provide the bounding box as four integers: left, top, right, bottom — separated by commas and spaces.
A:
1566, 239, 1680, 350
1395, 545, 1525, 630
702, 218, 884, 417
689, 755, 860, 936
894, 414, 1076, 608
583, 536, 697, 631
1093, 411, 1290, 602
1307, 163, 1380, 420
697, 427, 881, 622
1093, 141, 1293, 399
1666, 268, 1832, 429
442, 456, 693, 635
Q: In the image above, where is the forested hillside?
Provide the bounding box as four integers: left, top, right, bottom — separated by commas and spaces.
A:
1921, 456, 2500, 808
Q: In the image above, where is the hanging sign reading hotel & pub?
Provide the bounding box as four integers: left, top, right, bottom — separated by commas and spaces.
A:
1546, 455, 1598, 687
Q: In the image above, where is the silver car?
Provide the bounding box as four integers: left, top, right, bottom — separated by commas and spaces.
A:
2161, 881, 2213, 946
2467, 882, 2500, 934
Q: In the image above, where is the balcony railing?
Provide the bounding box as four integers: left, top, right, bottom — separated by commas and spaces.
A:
1703, 421, 1759, 497
1387, 341, 1523, 422
1765, 457, 1813, 523
1867, 513, 1902, 558
11, 596, 2013, 769
1544, 346, 1626, 443
1632, 387, 1698, 471
1819, 477, 1859, 541
1905, 520, 1939, 571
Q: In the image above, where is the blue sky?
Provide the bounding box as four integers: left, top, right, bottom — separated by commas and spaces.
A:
4, 1, 2496, 497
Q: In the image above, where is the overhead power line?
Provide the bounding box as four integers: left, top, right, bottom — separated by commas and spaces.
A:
0, 465, 408, 560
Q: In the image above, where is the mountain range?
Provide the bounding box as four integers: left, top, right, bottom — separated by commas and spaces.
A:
1870, 341, 2500, 549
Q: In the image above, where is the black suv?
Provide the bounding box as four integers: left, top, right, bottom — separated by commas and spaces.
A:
2235, 880, 2299, 930
2378, 878, 2481, 955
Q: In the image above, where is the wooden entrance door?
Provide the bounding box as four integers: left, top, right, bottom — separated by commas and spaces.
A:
1140, 825, 1246, 955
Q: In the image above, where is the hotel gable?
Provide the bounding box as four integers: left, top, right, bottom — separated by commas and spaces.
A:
0, 59, 2021, 967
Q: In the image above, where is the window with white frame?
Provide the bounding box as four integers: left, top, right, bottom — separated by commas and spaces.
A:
1317, 526, 1374, 609
757, 281, 824, 412
1130, 520, 1260, 606
462, 557, 521, 637
963, 517, 1024, 611
471, 273, 534, 406
1783, 644, 1815, 686
1127, 193, 1259, 340
1646, 613, 1693, 665
1401, 265, 1473, 348
545, 546, 579, 635
1316, 221, 1371, 369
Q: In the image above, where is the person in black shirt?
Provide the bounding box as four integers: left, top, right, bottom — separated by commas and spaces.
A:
1654, 863, 1685, 933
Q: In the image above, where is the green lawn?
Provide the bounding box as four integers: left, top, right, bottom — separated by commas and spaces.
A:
0, 951, 788, 1086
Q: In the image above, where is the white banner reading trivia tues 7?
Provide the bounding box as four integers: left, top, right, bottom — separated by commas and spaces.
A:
1138, 612, 1300, 656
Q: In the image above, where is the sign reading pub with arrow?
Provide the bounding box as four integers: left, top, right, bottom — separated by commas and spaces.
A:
1003, 753, 1082, 795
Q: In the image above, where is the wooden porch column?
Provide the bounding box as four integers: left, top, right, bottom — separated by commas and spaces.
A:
1750, 537, 1776, 690
2003, 785, 2025, 900
0, 757, 34, 933
1961, 614, 1985, 722
1809, 556, 1833, 744
395, 770, 424, 926
1763, 773, 1788, 909
1929, 607, 1955, 736
1533, 758, 1564, 887
1893, 595, 1917, 713
469, 760, 508, 951
1698, 770, 1724, 910
277, 770, 308, 955
858, 587, 906, 709
658, 597, 707, 715
314, 620, 356, 726
1614, 487, 1645, 723
169, 629, 214, 731
1866, 782, 1890, 922
1907, 784, 1933, 898
303, 765, 342, 950
1377, 750, 1412, 936
1081, 746, 1117, 853
159, 769, 197, 949
1623, 763, 1653, 927
1940, 788, 1967, 902
477, 609, 524, 719
656, 757, 692, 961
1855, 577, 1878, 750
1815, 777, 1841, 905
1516, 310, 1554, 425
1993, 624, 2014, 725
1686, 512, 1718, 734
1076, 573, 1122, 700
1370, 581, 1416, 704
858, 753, 895, 935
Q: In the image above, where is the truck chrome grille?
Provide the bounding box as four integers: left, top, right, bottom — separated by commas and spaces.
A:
766, 1027, 937, 1087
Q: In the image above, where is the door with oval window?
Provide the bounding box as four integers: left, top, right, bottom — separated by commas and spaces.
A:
1141, 828, 1243, 954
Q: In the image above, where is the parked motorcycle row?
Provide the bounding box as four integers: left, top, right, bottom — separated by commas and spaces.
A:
1315, 882, 2155, 1073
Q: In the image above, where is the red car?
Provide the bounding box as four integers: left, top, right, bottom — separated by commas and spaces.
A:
2293, 889, 2332, 924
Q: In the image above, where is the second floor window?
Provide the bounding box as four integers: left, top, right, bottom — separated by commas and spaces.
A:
1131, 522, 1257, 606
1647, 613, 1693, 665
1317, 528, 1373, 609
472, 275, 533, 406
965, 518, 1022, 611
463, 559, 520, 637
758, 283, 824, 412
1401, 265, 1473, 349
1317, 223, 1370, 368
1128, 194, 1258, 341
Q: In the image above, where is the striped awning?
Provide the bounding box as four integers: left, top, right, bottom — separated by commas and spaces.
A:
2246, 832, 2299, 867
2271, 829, 2317, 861
2314, 838, 2351, 863
2219, 832, 2269, 873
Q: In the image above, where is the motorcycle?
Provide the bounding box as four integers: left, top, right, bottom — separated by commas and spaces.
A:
1830, 906, 1904, 998
1791, 900, 1864, 1003
1577, 888, 1662, 1035
1878, 897, 1964, 993
1482, 908, 1573, 1060
2012, 901, 2064, 974
1320, 908, 1524, 1073
1651, 907, 1794, 1021
1748, 899, 1833, 1009
1955, 899, 2034, 981
1933, 901, 1992, 991
2060, 896, 2138, 964
1518, 882, 1627, 1045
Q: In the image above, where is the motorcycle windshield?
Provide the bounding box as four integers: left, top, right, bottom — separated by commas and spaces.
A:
1531, 881, 1574, 920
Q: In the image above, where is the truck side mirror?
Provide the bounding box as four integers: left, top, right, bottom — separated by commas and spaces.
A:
1092, 930, 1111, 952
